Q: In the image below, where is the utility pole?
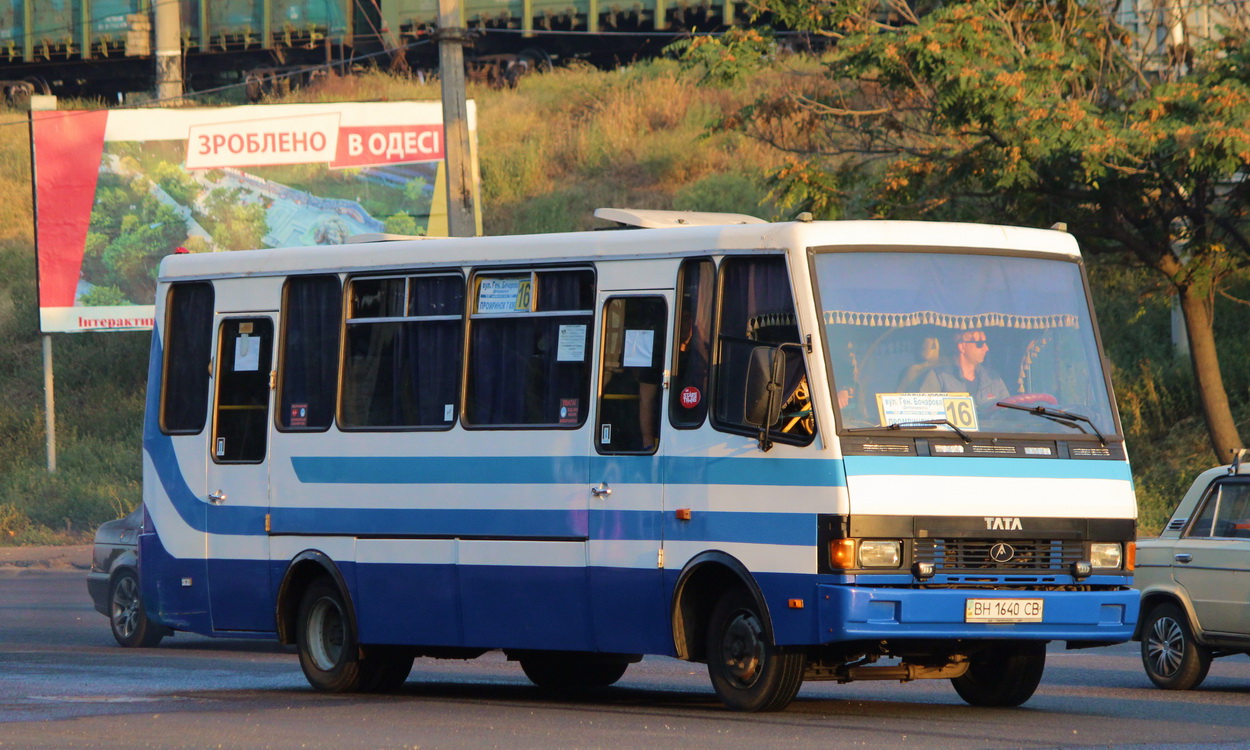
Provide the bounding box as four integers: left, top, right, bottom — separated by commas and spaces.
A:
154, 0, 183, 102
437, 0, 478, 237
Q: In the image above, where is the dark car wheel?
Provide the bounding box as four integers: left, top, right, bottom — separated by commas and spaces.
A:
951, 641, 1046, 707
109, 570, 164, 648
1141, 602, 1212, 690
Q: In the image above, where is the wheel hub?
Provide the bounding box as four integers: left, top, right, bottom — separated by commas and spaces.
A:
721, 610, 764, 687
1146, 616, 1184, 677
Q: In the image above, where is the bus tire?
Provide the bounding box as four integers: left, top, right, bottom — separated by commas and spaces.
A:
361, 646, 415, 693
296, 577, 368, 692
951, 641, 1046, 707
705, 590, 804, 712
1141, 603, 1211, 690
520, 654, 629, 689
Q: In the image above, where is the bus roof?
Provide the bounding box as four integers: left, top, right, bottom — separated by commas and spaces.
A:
157, 216, 1081, 282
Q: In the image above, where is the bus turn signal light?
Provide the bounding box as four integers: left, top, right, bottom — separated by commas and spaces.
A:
830, 539, 856, 569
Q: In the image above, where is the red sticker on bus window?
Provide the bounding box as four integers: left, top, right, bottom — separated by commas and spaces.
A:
680, 386, 701, 408
559, 398, 580, 423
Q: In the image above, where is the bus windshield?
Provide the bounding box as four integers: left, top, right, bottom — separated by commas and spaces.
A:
814, 250, 1118, 439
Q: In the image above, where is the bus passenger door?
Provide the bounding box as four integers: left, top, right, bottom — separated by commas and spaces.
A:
589, 293, 671, 654
204, 314, 276, 633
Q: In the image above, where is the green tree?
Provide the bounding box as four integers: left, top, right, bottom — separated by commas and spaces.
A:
150, 160, 200, 206
741, 0, 1250, 460
384, 211, 419, 236
203, 188, 268, 250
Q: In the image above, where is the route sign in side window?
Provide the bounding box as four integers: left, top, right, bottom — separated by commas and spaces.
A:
278, 275, 341, 431
465, 269, 595, 427
340, 273, 465, 429
161, 282, 214, 434
670, 258, 713, 429
597, 296, 668, 454
212, 317, 273, 463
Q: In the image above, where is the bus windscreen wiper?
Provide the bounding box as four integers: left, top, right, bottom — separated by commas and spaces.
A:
847, 419, 971, 443
995, 401, 1107, 446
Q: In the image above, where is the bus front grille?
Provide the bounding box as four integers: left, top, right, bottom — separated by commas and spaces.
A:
913, 539, 1084, 572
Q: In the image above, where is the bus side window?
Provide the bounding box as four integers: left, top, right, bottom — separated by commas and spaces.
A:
340, 273, 464, 429
278, 275, 341, 431
212, 317, 274, 463
465, 269, 594, 427
713, 256, 814, 442
160, 281, 214, 434
670, 258, 713, 428
597, 296, 667, 454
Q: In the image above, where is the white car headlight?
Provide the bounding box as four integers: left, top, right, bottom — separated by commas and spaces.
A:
859, 540, 902, 568
1090, 542, 1122, 569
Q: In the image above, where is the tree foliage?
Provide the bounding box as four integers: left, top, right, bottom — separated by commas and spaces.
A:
737, 0, 1250, 459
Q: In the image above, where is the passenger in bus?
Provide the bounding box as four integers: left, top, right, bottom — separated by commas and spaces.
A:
897, 336, 941, 393
919, 329, 1008, 410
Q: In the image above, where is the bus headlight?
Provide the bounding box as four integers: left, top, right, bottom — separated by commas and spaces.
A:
1090, 542, 1122, 569
858, 540, 902, 568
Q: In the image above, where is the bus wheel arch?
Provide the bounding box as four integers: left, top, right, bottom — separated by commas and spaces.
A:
275, 551, 356, 646
671, 552, 773, 663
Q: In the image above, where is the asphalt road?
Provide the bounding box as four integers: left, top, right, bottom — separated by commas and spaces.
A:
4, 569, 1250, 749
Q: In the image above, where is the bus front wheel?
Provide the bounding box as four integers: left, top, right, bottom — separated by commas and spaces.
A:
951, 641, 1046, 707
705, 590, 804, 712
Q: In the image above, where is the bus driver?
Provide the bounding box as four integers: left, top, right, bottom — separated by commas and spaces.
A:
920, 329, 1008, 411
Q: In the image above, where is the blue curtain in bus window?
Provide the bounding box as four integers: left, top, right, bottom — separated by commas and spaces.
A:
279, 275, 341, 430
162, 282, 214, 434
399, 276, 463, 426
467, 270, 593, 426
342, 275, 463, 428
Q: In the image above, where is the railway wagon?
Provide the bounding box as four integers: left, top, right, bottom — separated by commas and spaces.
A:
0, 0, 747, 96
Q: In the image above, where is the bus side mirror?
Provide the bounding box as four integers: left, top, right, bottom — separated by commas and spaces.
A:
744, 346, 785, 450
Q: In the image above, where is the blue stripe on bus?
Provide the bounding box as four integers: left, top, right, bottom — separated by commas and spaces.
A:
290, 454, 849, 488
843, 455, 1133, 482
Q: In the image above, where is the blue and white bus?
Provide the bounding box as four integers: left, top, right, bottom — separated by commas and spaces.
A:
138, 209, 1137, 710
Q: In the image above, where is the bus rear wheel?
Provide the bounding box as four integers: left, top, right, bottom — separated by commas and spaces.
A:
951, 641, 1046, 707
705, 590, 804, 712
520, 653, 629, 689
296, 578, 370, 692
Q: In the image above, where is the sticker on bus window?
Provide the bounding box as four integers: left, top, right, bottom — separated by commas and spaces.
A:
215, 437, 226, 456
444, 404, 454, 421
560, 398, 579, 424
290, 404, 308, 427
601, 424, 612, 444
680, 386, 702, 409
623, 329, 655, 367
234, 334, 260, 372
477, 277, 531, 313
557, 325, 587, 362
876, 392, 978, 431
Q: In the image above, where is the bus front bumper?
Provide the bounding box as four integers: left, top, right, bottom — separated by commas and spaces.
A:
817, 584, 1139, 643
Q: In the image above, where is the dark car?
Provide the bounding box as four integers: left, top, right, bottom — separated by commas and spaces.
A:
87, 507, 168, 647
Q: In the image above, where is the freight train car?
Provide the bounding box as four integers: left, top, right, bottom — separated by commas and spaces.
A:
0, 0, 750, 99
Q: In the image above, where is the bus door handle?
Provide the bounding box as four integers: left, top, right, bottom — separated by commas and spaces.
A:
590, 483, 612, 498
1175, 553, 1192, 564
208, 490, 228, 505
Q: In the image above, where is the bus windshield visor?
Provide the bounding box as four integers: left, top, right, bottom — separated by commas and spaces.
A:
814, 251, 1117, 439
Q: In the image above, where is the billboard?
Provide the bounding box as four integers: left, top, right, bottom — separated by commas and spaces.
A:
32, 101, 479, 333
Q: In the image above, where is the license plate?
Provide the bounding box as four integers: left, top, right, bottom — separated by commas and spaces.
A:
965, 598, 1043, 623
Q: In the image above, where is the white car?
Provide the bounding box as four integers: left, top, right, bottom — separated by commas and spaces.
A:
1135, 463, 1250, 689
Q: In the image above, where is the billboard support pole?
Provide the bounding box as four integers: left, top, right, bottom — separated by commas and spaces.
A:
437, 0, 478, 237
42, 334, 56, 473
